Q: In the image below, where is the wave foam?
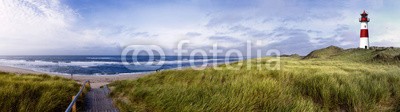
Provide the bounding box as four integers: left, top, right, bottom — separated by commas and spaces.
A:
0, 59, 120, 67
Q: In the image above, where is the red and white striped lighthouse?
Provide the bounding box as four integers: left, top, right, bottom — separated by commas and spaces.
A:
359, 10, 370, 49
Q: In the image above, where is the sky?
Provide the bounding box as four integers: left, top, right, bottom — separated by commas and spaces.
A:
0, 0, 399, 55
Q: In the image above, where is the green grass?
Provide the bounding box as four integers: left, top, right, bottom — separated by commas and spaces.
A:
304, 46, 400, 63
109, 57, 400, 111
303, 46, 344, 59
109, 47, 400, 112
0, 72, 83, 112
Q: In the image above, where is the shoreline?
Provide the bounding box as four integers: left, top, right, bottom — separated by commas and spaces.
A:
0, 65, 149, 88
0, 61, 238, 88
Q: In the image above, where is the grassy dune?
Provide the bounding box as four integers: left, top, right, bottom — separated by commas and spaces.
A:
109, 47, 400, 111
304, 46, 400, 63
0, 73, 82, 112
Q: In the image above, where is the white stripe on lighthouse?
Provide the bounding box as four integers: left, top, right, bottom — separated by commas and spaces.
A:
360, 22, 368, 29
359, 38, 369, 49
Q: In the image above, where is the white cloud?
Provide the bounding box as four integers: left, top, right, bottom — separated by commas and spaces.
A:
0, 0, 74, 54
0, 0, 121, 55
1, 0, 399, 55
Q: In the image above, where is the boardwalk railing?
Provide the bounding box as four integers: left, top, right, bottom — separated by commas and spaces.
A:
65, 80, 90, 112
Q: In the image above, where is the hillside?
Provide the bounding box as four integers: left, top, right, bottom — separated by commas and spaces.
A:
303, 46, 344, 59
109, 48, 400, 111
0, 73, 82, 111
303, 46, 400, 63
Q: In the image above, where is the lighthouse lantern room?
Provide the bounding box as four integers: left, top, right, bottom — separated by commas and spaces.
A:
359, 10, 370, 49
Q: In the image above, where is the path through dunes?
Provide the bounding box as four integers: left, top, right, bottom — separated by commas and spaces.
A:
85, 85, 119, 112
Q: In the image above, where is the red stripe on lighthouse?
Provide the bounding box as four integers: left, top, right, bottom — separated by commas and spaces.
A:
360, 29, 369, 38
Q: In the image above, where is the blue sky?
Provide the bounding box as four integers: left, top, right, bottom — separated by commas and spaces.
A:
0, 0, 399, 55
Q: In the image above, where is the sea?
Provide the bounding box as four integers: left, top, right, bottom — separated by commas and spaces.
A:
0, 56, 240, 75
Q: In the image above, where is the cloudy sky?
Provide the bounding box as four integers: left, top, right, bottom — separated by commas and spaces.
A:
0, 0, 399, 55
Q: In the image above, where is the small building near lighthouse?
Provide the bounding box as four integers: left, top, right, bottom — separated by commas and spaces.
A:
359, 10, 370, 49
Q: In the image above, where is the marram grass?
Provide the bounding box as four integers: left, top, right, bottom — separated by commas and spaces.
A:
109, 57, 400, 112
0, 73, 82, 112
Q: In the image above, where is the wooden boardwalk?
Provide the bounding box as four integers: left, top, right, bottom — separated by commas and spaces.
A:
84, 85, 119, 112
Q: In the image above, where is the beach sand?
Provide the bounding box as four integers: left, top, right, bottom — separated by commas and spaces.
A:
0, 65, 148, 88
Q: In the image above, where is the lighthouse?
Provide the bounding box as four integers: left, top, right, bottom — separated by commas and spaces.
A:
359, 10, 370, 49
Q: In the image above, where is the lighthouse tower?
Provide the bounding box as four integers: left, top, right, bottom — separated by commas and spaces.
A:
359, 10, 370, 49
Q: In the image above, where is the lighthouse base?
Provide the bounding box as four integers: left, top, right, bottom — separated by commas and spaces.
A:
359, 38, 369, 49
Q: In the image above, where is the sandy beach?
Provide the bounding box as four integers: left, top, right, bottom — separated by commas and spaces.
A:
0, 65, 149, 88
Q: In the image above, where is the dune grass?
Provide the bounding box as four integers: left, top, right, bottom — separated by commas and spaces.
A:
109, 55, 400, 111
304, 46, 400, 63
0, 72, 83, 112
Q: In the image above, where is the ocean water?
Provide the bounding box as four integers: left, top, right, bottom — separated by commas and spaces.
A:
0, 56, 240, 75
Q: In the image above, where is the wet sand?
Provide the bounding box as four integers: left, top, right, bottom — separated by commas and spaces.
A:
0, 65, 148, 88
